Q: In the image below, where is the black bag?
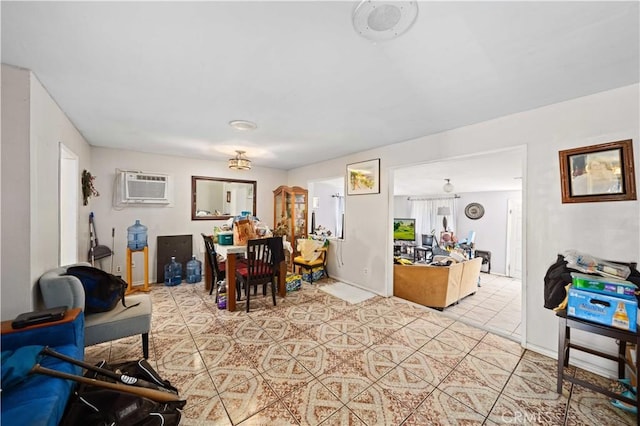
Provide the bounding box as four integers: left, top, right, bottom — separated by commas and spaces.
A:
543, 254, 577, 310
61, 359, 185, 426
65, 266, 132, 313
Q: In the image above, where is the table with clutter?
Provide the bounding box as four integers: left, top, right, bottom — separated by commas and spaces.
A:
551, 250, 640, 418
212, 243, 289, 312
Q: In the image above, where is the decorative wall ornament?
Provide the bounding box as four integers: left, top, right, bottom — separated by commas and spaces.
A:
464, 203, 485, 220
81, 170, 100, 206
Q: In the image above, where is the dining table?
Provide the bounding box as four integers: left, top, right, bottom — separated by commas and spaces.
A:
204, 243, 287, 311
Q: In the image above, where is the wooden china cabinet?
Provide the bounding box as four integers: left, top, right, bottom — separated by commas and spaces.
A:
273, 186, 308, 259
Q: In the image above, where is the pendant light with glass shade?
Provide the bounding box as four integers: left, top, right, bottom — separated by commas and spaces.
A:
443, 178, 454, 193
228, 150, 252, 170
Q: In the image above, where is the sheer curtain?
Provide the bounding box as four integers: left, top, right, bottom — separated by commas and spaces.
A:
410, 198, 458, 243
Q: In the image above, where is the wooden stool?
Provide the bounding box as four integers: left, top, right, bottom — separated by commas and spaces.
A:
126, 246, 150, 295
557, 310, 639, 422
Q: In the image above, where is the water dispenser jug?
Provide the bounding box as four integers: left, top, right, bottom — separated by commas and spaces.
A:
164, 256, 182, 286
127, 220, 148, 251
185, 255, 202, 284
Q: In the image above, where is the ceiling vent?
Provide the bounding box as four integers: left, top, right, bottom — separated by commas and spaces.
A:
353, 1, 419, 42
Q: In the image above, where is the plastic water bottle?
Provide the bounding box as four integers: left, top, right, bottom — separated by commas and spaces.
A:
164, 256, 182, 286
127, 220, 148, 251
217, 280, 227, 309
186, 255, 202, 284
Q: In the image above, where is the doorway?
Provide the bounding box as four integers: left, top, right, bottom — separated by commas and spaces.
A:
59, 143, 78, 266
391, 147, 526, 341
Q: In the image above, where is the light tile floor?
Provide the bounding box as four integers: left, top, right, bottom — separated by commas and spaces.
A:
86, 278, 636, 425
440, 273, 522, 341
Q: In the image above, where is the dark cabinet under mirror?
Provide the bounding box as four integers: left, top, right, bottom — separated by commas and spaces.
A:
191, 176, 256, 220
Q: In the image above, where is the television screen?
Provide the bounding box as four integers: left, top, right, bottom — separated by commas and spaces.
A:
393, 218, 416, 241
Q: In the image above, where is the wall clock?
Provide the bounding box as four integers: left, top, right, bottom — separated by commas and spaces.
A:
464, 203, 485, 220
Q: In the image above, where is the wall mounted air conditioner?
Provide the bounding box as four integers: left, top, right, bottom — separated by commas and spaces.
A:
115, 170, 171, 205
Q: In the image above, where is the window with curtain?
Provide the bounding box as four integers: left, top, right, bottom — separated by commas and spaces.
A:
409, 198, 458, 243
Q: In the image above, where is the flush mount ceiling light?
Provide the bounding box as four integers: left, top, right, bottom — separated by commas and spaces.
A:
228, 150, 252, 170
353, 1, 419, 42
443, 178, 454, 193
229, 120, 257, 131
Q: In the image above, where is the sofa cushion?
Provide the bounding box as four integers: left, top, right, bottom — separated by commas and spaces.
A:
84, 293, 151, 346
1, 343, 82, 426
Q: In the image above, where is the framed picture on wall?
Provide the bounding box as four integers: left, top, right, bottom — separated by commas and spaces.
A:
559, 139, 636, 203
347, 158, 380, 195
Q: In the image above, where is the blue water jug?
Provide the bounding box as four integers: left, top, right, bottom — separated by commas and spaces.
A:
164, 256, 182, 286
185, 255, 202, 284
127, 220, 148, 251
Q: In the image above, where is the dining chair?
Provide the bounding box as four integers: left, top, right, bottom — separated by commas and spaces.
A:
201, 233, 246, 301
293, 243, 329, 285
267, 236, 286, 285
415, 234, 435, 262
236, 238, 278, 312
202, 234, 224, 298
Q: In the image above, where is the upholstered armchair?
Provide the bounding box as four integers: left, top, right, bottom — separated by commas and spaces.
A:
38, 262, 152, 358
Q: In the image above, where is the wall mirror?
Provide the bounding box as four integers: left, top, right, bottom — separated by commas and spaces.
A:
191, 176, 256, 220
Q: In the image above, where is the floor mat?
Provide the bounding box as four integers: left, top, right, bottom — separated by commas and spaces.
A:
319, 282, 376, 304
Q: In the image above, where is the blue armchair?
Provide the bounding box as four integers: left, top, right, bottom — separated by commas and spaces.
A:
1, 308, 84, 426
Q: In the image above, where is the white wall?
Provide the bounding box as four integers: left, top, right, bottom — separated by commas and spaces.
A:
288, 84, 639, 375
456, 190, 522, 275
1, 65, 92, 319
394, 196, 411, 219
1, 65, 32, 318
89, 147, 287, 283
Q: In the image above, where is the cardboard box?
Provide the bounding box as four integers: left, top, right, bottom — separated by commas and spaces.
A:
567, 287, 638, 331
302, 267, 325, 283
571, 272, 637, 299
286, 274, 302, 292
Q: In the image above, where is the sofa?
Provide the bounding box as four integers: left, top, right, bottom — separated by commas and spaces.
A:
1, 308, 84, 426
393, 257, 482, 309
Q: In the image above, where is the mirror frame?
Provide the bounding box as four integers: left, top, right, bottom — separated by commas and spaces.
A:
191, 176, 257, 221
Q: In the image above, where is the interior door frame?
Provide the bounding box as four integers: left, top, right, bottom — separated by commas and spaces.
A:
59, 143, 79, 266
506, 197, 523, 279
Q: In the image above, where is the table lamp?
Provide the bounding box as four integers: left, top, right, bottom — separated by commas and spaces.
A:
437, 206, 451, 232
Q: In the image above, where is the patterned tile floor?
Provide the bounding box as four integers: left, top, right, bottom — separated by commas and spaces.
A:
440, 273, 522, 341
85, 278, 636, 425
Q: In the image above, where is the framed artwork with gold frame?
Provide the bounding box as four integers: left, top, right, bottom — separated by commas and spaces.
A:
559, 140, 636, 204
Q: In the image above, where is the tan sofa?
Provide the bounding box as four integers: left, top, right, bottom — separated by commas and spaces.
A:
393, 257, 482, 309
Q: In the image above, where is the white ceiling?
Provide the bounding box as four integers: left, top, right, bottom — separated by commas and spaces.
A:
393, 148, 524, 195
2, 1, 638, 183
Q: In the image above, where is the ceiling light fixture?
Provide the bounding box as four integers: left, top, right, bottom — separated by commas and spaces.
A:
229, 120, 257, 131
352, 1, 419, 42
443, 178, 454, 193
228, 150, 252, 170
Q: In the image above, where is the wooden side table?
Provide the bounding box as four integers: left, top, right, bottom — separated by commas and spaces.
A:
126, 246, 150, 294
557, 310, 639, 422
1, 308, 82, 335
